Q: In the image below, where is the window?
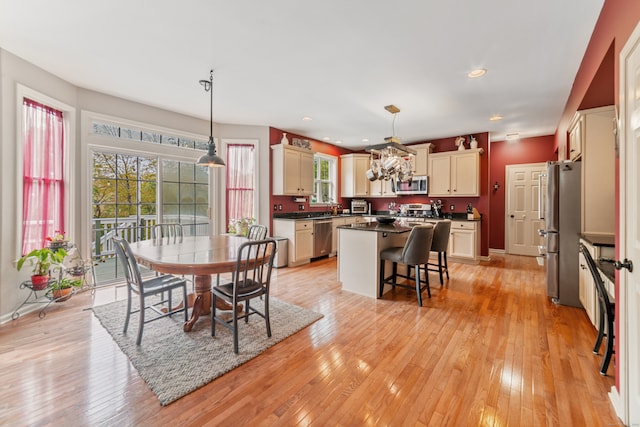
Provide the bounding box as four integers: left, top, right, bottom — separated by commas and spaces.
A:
311, 154, 337, 204
226, 144, 256, 230
21, 99, 65, 254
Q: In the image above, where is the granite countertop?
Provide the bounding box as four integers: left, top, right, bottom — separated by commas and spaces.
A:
337, 222, 412, 234
273, 211, 481, 222
580, 233, 615, 247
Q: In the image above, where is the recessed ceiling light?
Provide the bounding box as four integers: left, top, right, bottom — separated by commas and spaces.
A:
505, 133, 520, 141
302, 116, 313, 121
468, 68, 487, 78
489, 114, 503, 121
362, 138, 369, 143
335, 140, 342, 144
323, 137, 331, 141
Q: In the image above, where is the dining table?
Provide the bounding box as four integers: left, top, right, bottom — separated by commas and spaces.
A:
128, 234, 249, 332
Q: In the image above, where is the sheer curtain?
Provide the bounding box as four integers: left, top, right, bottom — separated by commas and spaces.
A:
22, 98, 65, 254
226, 144, 255, 226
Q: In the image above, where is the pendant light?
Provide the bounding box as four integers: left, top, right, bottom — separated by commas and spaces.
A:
196, 70, 225, 167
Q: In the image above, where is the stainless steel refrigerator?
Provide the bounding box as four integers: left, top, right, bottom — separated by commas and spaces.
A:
539, 161, 582, 307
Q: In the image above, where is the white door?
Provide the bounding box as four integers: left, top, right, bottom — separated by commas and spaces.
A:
506, 163, 546, 256
620, 21, 640, 425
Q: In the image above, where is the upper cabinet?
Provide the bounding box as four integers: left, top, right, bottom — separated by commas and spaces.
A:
340, 154, 370, 197
271, 144, 314, 196
408, 143, 432, 176
568, 113, 584, 161
576, 106, 616, 235
428, 148, 483, 197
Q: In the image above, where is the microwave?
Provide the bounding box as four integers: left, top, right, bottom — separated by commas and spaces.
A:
396, 176, 428, 195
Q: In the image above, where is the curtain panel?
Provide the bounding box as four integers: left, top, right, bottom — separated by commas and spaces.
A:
226, 144, 255, 227
22, 98, 65, 254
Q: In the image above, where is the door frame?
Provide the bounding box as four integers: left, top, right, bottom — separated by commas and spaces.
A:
505, 162, 546, 256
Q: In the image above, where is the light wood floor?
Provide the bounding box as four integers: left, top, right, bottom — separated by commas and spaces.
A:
0, 254, 621, 426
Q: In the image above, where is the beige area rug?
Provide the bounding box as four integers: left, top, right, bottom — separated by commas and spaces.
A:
92, 297, 323, 405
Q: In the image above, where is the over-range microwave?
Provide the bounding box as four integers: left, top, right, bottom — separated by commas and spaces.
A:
396, 175, 428, 195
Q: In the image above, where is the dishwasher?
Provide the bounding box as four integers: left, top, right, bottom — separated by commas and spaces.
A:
313, 219, 333, 258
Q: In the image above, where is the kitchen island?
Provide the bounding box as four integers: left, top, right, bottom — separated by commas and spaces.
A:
337, 222, 412, 298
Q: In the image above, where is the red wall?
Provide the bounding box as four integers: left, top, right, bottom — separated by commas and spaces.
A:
488, 136, 556, 250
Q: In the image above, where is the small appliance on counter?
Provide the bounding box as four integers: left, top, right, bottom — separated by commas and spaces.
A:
351, 199, 368, 215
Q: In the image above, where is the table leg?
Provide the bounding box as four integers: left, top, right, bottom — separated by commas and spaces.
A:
183, 274, 241, 332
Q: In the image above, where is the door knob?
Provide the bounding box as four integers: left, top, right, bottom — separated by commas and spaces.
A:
510, 214, 514, 218
614, 259, 634, 272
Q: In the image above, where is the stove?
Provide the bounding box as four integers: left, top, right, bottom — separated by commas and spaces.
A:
398, 203, 433, 218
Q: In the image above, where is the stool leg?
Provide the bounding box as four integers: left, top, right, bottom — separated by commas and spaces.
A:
391, 262, 397, 290
593, 302, 605, 354
415, 265, 423, 307
438, 252, 444, 285
379, 259, 385, 298
443, 252, 449, 279
600, 316, 614, 375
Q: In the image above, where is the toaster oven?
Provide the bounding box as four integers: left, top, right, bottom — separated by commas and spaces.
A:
351, 199, 369, 214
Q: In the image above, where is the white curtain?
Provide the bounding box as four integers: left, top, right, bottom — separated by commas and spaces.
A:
226, 144, 255, 225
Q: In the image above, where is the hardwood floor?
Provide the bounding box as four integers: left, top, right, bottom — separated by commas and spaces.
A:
0, 254, 621, 426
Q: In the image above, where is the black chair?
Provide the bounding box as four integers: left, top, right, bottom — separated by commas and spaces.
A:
379, 224, 435, 306
211, 238, 277, 353
579, 243, 615, 375
247, 224, 268, 240
426, 220, 451, 285
113, 237, 188, 345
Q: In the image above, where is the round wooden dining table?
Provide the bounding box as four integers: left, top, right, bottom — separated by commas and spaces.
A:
128, 234, 249, 332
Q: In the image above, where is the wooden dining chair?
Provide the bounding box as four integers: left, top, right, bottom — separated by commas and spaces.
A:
211, 238, 277, 353
113, 237, 188, 345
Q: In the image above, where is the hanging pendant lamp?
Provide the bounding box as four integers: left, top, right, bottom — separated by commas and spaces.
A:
196, 70, 225, 167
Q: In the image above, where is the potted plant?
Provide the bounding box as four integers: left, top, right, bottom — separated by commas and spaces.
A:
17, 247, 68, 290
48, 277, 82, 302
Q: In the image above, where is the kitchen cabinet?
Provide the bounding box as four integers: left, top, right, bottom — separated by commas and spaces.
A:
576, 106, 615, 235
448, 220, 479, 262
271, 144, 314, 196
568, 113, 584, 161
408, 143, 432, 176
428, 148, 482, 197
340, 154, 370, 197
272, 219, 314, 267
369, 179, 396, 198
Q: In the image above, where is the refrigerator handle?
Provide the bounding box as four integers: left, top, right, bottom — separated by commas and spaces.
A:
538, 173, 547, 220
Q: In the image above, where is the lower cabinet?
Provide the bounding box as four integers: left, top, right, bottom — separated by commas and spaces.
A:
448, 221, 479, 262
272, 220, 314, 267
331, 217, 346, 256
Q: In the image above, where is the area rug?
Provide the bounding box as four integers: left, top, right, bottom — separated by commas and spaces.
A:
92, 297, 323, 405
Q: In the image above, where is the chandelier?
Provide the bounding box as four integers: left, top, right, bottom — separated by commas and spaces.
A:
364, 105, 415, 182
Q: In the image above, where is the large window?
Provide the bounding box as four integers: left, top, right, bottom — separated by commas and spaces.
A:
311, 154, 337, 204
21, 99, 65, 254
226, 144, 256, 231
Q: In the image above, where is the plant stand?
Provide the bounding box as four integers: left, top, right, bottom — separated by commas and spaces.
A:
11, 279, 76, 320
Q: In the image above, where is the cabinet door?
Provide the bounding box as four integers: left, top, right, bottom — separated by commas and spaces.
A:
331, 218, 346, 254
354, 156, 370, 196
449, 229, 475, 259
428, 155, 451, 196
295, 228, 313, 261
369, 179, 396, 197
283, 150, 302, 195
299, 151, 315, 195
451, 152, 479, 196
569, 116, 583, 161
578, 249, 597, 327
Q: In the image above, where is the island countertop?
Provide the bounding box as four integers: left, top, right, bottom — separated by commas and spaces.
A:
337, 222, 412, 233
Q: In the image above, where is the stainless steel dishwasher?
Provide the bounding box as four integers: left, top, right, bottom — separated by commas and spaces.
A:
313, 219, 333, 258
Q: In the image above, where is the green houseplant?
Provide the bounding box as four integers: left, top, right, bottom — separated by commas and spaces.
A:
48, 277, 82, 302
17, 247, 68, 290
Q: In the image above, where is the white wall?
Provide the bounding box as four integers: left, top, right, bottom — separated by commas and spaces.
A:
0, 49, 271, 322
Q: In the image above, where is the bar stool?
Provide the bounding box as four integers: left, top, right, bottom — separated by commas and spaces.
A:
579, 243, 615, 375
379, 224, 434, 306
426, 220, 451, 285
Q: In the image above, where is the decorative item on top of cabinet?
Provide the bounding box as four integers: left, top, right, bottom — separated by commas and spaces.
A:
272, 144, 314, 196
428, 148, 484, 197
281, 132, 289, 145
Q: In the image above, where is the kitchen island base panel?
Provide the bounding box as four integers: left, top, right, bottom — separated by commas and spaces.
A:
338, 227, 409, 299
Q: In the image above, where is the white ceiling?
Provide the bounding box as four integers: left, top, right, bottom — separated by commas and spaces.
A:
0, 0, 605, 149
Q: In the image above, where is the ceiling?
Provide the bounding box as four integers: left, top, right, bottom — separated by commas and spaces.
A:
0, 0, 605, 150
